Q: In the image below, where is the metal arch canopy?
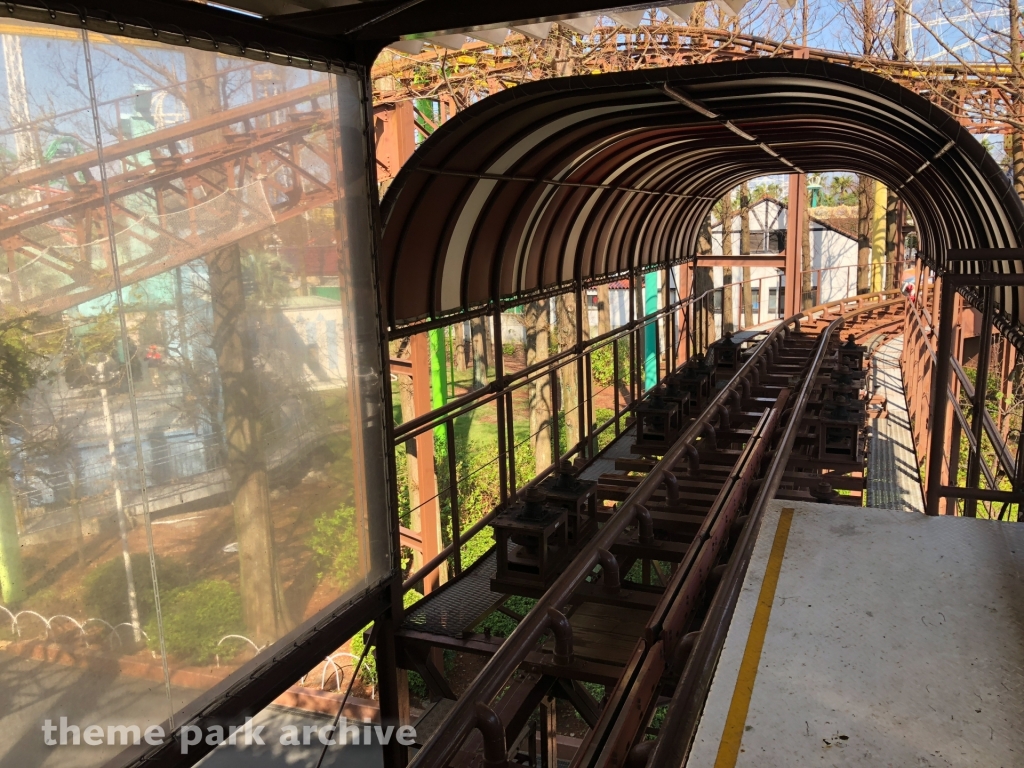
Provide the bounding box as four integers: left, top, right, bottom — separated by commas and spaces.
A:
379, 58, 1024, 331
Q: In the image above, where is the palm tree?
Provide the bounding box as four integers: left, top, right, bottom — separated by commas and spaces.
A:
829, 174, 856, 206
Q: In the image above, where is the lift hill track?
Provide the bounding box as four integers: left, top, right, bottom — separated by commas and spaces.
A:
396, 291, 905, 768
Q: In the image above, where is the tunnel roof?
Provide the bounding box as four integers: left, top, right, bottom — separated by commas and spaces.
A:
379, 58, 1024, 330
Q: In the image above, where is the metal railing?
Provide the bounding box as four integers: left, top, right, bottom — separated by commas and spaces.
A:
404, 290, 903, 768
394, 270, 788, 595
901, 257, 1024, 518
799, 260, 903, 310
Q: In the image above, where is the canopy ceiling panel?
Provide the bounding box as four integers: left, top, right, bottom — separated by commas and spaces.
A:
379, 59, 1024, 330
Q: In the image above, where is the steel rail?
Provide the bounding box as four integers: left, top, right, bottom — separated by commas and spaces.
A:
580, 400, 788, 768
645, 295, 904, 768
404, 290, 901, 768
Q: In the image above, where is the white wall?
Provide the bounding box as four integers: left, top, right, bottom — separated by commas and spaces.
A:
707, 199, 858, 317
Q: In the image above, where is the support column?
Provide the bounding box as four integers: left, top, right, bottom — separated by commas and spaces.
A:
925, 275, 956, 516
409, 334, 445, 591
376, 607, 408, 768
784, 174, 805, 318
539, 697, 557, 768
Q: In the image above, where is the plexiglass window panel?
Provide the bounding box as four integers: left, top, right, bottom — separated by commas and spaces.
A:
0, 19, 390, 766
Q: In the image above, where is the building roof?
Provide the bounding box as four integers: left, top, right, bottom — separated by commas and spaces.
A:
379, 59, 1024, 329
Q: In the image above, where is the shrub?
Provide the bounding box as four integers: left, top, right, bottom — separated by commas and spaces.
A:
502, 342, 516, 356
350, 589, 423, 690
147, 579, 242, 665
84, 554, 188, 625
591, 341, 630, 390
309, 504, 362, 588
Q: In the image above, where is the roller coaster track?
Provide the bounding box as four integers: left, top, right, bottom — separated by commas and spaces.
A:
0, 70, 335, 316
398, 290, 905, 768
372, 24, 1017, 135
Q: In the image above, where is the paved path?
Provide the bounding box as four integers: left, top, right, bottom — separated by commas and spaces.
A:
0, 655, 382, 768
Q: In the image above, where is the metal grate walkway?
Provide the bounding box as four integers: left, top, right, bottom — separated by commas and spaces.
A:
867, 336, 925, 514
402, 544, 508, 638
580, 425, 637, 481
402, 427, 637, 637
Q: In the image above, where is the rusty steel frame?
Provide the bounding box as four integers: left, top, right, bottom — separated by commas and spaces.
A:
395, 266, 805, 597
371, 24, 1024, 137
403, 290, 901, 768
1, 71, 337, 317
909, 251, 1024, 517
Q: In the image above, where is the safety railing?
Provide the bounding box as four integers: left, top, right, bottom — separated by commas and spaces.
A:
404, 290, 904, 768
900, 257, 1023, 518
393, 270, 788, 596
799, 260, 903, 310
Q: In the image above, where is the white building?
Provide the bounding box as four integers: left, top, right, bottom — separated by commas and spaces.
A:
708, 198, 859, 327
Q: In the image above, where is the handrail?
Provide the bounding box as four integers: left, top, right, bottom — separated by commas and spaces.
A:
904, 298, 1011, 485
399, 273, 797, 592
392, 273, 777, 443
404, 290, 902, 768
646, 293, 903, 768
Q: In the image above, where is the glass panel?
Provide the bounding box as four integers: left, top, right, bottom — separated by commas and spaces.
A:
512, 376, 549, 487
555, 359, 583, 457
0, 20, 391, 765
590, 341, 616, 452
456, 401, 500, 570
501, 302, 529, 375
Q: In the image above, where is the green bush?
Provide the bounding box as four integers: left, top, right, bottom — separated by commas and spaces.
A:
147, 579, 242, 665
591, 341, 630, 390
350, 589, 423, 690
309, 504, 362, 588
473, 595, 536, 638
502, 342, 516, 356
84, 554, 188, 625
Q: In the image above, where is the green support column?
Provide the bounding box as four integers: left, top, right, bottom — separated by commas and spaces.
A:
428, 328, 448, 413
428, 329, 449, 462
644, 273, 659, 390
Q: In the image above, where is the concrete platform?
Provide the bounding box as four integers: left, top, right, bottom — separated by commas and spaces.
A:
687, 500, 1024, 767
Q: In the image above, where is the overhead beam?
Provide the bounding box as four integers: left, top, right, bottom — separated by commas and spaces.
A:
273, 1, 656, 41
694, 255, 785, 268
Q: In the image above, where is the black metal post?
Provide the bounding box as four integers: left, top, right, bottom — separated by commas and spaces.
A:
376, 607, 408, 768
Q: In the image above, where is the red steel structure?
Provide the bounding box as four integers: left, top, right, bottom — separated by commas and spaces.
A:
0, 5, 1019, 768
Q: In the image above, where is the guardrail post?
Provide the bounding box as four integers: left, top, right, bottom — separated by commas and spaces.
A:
925, 275, 955, 516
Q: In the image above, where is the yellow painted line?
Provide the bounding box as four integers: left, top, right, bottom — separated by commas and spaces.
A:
713, 507, 794, 768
